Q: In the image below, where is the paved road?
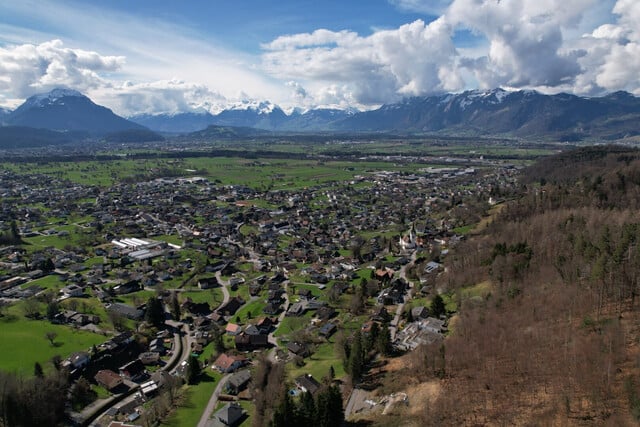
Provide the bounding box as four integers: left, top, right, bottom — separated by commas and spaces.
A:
390, 250, 418, 341
214, 271, 231, 306
84, 323, 187, 426
196, 372, 232, 427
266, 281, 290, 362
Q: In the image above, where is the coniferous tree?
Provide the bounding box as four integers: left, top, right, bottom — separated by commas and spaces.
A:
186, 355, 201, 385
170, 292, 181, 321
430, 294, 446, 318
376, 322, 392, 356
347, 330, 364, 382
270, 388, 296, 427
297, 390, 316, 424
316, 385, 344, 427
145, 296, 165, 328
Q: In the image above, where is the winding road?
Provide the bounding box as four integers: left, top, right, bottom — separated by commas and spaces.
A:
196, 372, 232, 427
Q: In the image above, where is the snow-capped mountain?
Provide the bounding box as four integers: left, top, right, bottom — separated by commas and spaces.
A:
5, 87, 640, 142
7, 88, 146, 135
334, 88, 640, 139
130, 111, 217, 134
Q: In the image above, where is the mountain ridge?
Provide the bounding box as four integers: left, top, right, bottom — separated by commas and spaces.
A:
4, 88, 640, 141
6, 88, 148, 136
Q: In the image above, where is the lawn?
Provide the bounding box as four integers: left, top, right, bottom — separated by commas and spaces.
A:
24, 274, 66, 291
162, 371, 221, 427
0, 315, 106, 374
234, 298, 267, 323
288, 340, 345, 382
180, 289, 224, 308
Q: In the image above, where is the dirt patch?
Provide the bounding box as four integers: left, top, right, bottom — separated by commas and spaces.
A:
406, 381, 441, 417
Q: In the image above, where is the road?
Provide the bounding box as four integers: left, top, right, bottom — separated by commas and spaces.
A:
267, 280, 290, 363
196, 372, 232, 427
390, 250, 418, 341
83, 322, 188, 426
214, 271, 231, 306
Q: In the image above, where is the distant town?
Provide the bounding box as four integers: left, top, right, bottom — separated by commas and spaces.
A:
0, 141, 521, 427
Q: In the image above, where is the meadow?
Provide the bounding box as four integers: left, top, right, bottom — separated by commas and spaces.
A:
0, 314, 105, 374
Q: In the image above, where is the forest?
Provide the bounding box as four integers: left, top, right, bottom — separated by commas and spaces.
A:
384, 146, 640, 425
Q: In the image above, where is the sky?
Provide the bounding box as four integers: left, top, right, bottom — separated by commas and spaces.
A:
0, 0, 638, 116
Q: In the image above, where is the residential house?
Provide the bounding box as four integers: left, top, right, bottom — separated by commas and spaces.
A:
95, 369, 123, 391
139, 352, 160, 365
256, 317, 274, 334
119, 359, 146, 382
64, 351, 90, 371
182, 299, 211, 316
318, 322, 337, 338
244, 324, 260, 335
286, 302, 305, 317
213, 353, 247, 373
315, 306, 336, 321
287, 341, 310, 358
225, 323, 242, 336
225, 370, 252, 395
148, 338, 166, 354
411, 306, 429, 320
218, 296, 244, 317
198, 276, 219, 289
107, 303, 144, 320
112, 280, 141, 295
263, 302, 281, 315
215, 402, 244, 426
235, 332, 269, 351
295, 374, 321, 395
60, 284, 83, 298
298, 288, 313, 300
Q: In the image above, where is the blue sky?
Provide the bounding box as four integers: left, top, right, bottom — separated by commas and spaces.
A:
0, 0, 637, 115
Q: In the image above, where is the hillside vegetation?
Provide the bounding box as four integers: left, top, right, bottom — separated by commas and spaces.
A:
386, 146, 640, 426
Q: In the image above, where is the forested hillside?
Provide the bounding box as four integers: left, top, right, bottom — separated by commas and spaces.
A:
389, 146, 640, 426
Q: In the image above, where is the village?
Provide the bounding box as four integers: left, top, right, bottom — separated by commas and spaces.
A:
0, 153, 519, 427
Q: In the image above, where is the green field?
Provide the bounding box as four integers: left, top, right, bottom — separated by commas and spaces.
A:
162, 371, 221, 427
0, 316, 105, 374
288, 340, 345, 382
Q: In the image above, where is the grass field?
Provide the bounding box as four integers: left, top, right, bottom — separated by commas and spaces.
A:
162, 371, 221, 427
288, 340, 345, 382
0, 315, 105, 374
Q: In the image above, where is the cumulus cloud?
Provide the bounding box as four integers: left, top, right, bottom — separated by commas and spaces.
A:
4, 0, 640, 113
93, 80, 228, 116
261, 0, 640, 107
580, 0, 640, 94
0, 39, 124, 99
262, 18, 462, 106
446, 0, 593, 89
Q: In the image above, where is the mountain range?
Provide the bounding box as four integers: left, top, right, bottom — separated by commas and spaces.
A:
130, 88, 640, 140
2, 88, 640, 146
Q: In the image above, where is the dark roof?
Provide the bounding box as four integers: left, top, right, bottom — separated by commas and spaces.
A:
216, 402, 243, 426
295, 374, 321, 395
319, 322, 337, 337
227, 370, 252, 389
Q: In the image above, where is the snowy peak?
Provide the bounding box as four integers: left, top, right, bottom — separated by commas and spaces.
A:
25, 88, 87, 108
8, 88, 147, 135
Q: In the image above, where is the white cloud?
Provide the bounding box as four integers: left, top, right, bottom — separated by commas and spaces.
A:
92, 80, 228, 116
2, 0, 640, 113
567, 0, 640, 95
0, 39, 124, 98
388, 0, 454, 16
262, 18, 462, 106
447, 0, 593, 89
0, 0, 289, 112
